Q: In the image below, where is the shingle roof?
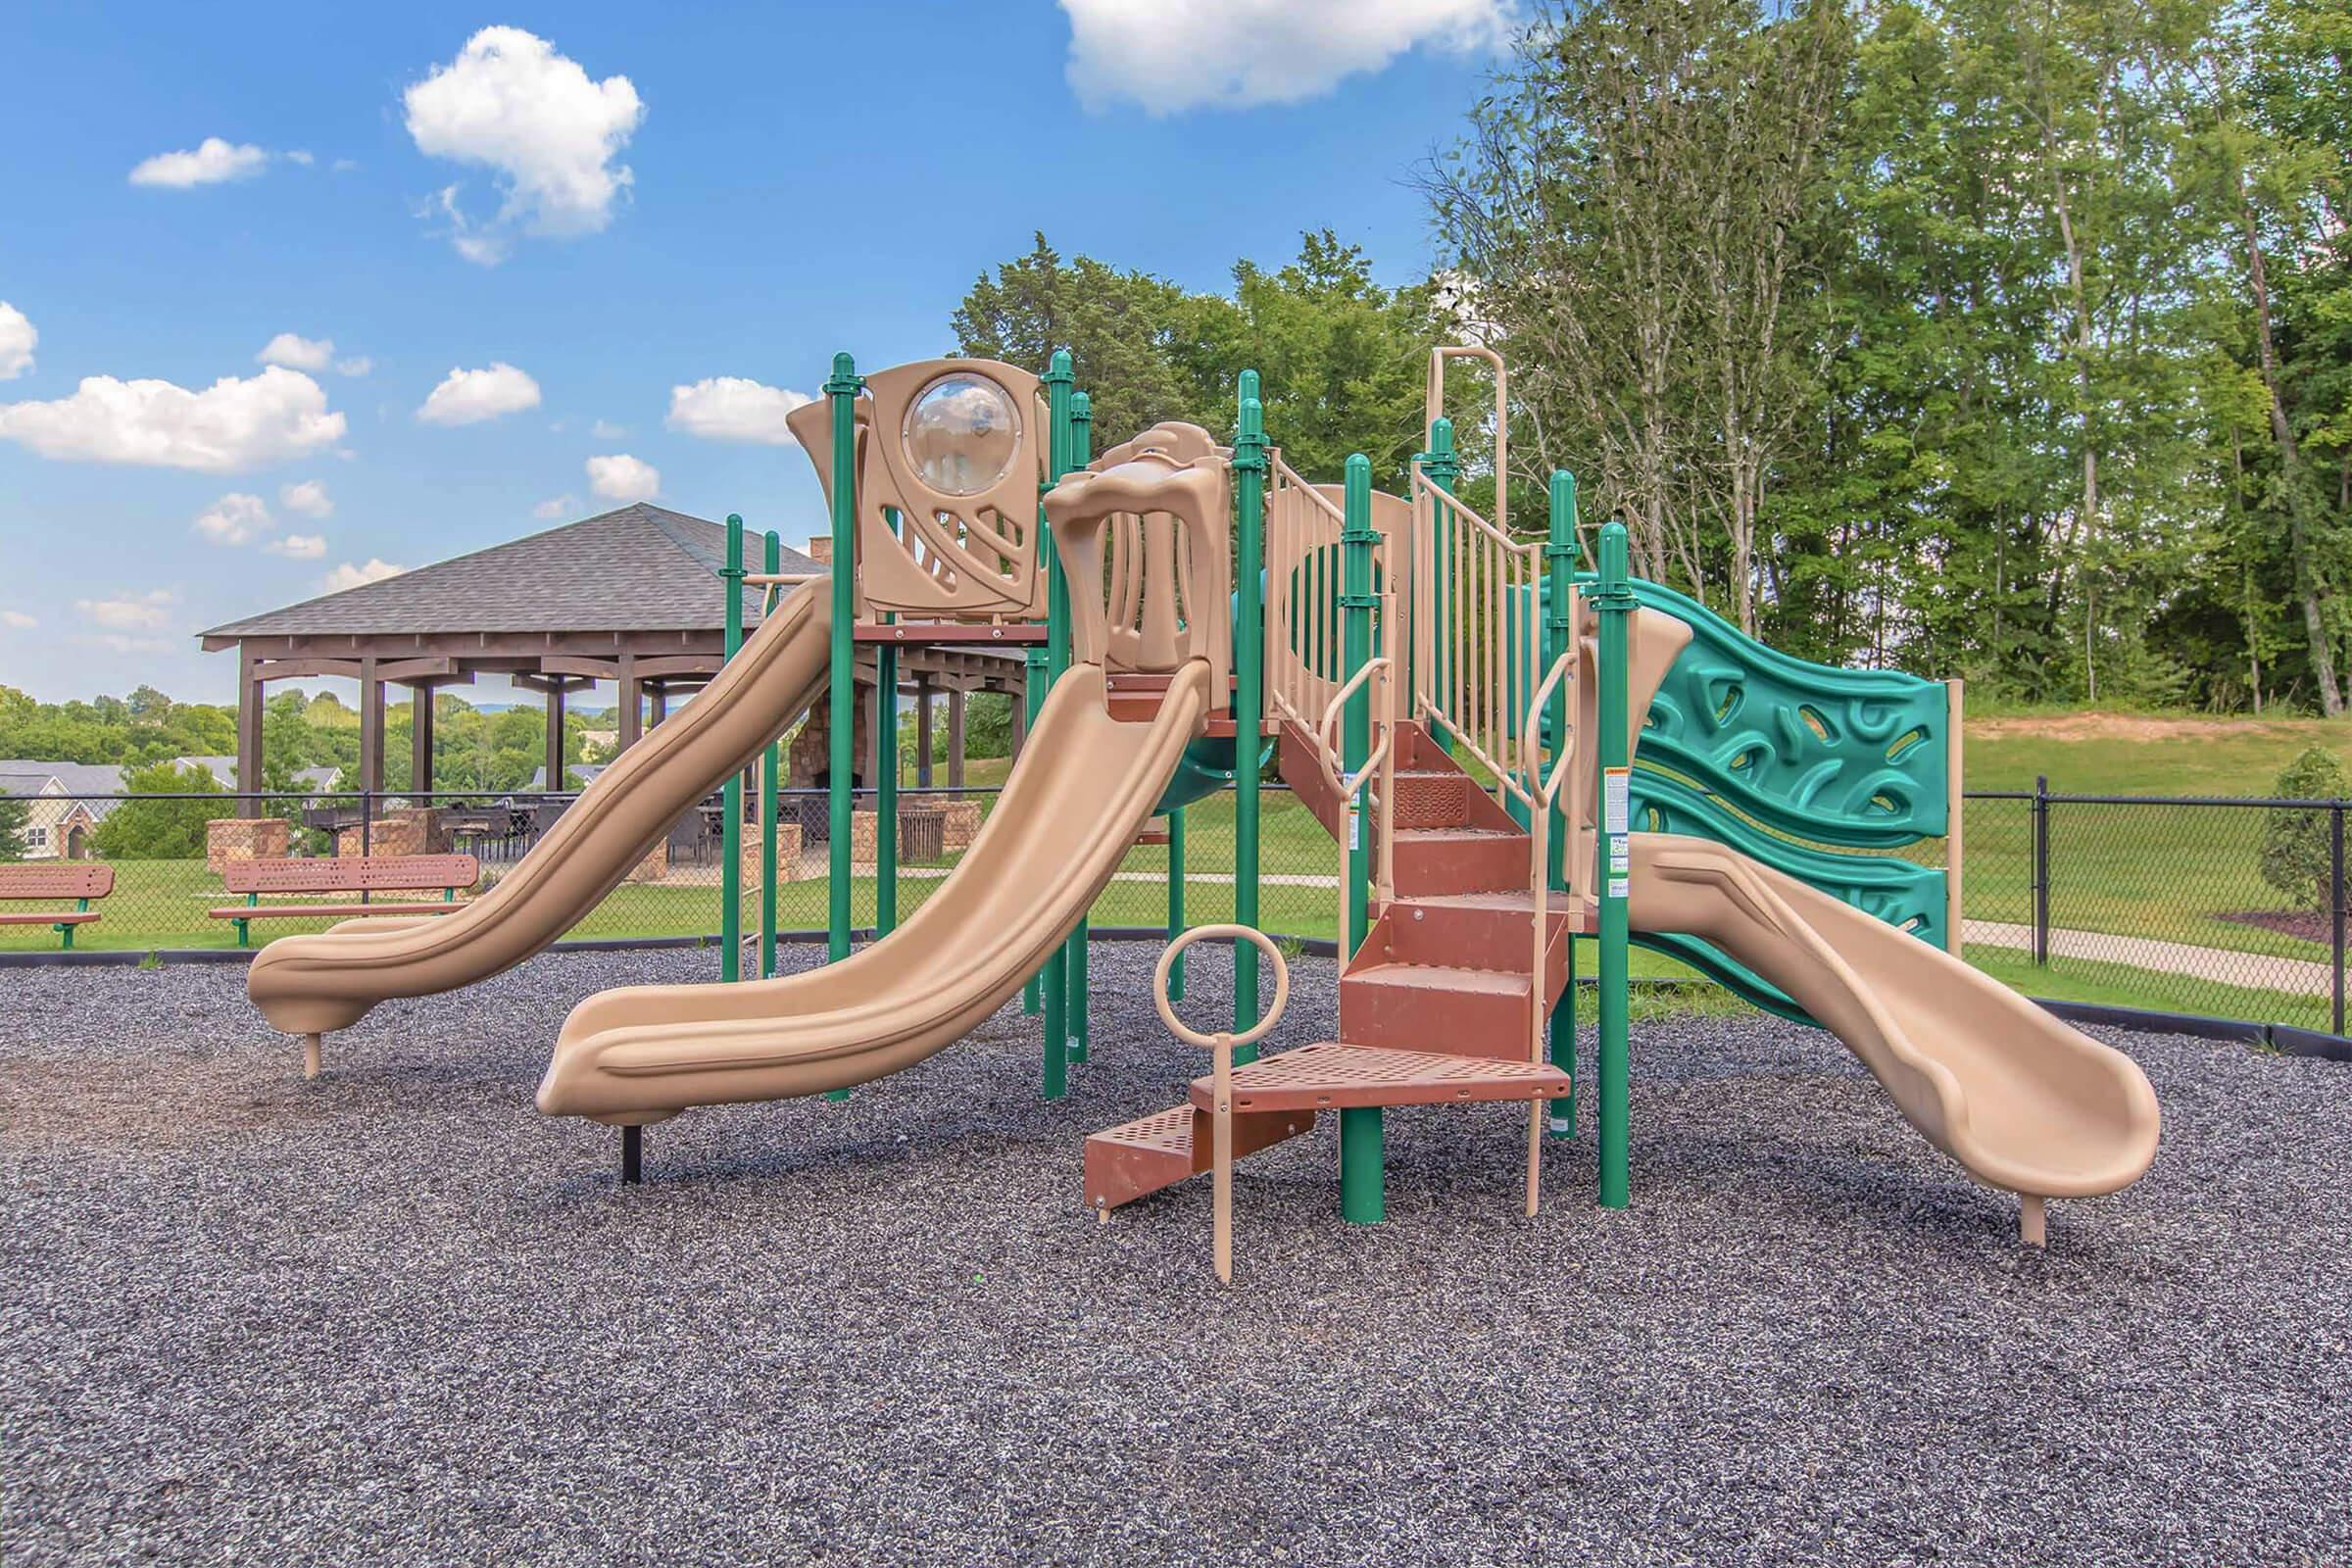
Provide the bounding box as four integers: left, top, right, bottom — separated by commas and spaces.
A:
198, 504, 825, 640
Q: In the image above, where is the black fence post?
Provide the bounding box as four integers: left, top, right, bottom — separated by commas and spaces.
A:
359, 788, 372, 906
2032, 774, 2051, 966
2332, 801, 2345, 1038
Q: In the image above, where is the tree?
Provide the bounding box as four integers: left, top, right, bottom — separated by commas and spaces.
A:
2259, 746, 2352, 910
0, 796, 27, 861
92, 762, 234, 860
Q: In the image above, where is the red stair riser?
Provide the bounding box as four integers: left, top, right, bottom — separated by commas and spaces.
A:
1383, 903, 1572, 998
1083, 1106, 1317, 1212
1392, 835, 1530, 896
1340, 976, 1536, 1061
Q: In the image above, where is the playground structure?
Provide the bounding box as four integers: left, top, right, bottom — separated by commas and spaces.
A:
246, 344, 2160, 1253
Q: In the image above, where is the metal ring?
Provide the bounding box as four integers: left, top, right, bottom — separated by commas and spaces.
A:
1152, 924, 1289, 1052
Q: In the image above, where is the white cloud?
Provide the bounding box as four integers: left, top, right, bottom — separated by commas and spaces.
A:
1060, 0, 1516, 113
666, 376, 811, 445
416, 362, 541, 425
268, 533, 327, 560
0, 303, 34, 380
586, 453, 658, 503
128, 136, 270, 188
76, 633, 172, 655
279, 478, 333, 518
320, 559, 408, 593
287, 150, 316, 167
0, 368, 345, 472
533, 494, 577, 519
591, 417, 626, 439
334, 356, 372, 377
0, 611, 36, 630
193, 492, 273, 546
76, 589, 176, 631
257, 331, 335, 372
403, 26, 645, 266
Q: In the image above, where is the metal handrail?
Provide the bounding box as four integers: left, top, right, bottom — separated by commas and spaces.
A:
1317, 656, 1398, 931
1426, 345, 1509, 535
1408, 467, 1545, 815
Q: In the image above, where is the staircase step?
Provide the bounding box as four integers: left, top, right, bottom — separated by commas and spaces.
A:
1392, 826, 1531, 896
1341, 960, 1544, 1061
1383, 891, 1582, 979
1188, 1041, 1569, 1114
1083, 1103, 1317, 1213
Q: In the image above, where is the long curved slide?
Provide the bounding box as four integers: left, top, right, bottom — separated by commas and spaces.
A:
536, 660, 1212, 1122
1630, 834, 2161, 1200
248, 584, 834, 1039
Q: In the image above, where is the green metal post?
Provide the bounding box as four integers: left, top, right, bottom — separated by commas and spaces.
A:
1544, 473, 1577, 1134
1065, 389, 1093, 1064
1594, 520, 1635, 1206
1166, 807, 1187, 1002
824, 353, 860, 967
720, 514, 745, 982
1039, 349, 1074, 1100
1420, 417, 1459, 757
1021, 646, 1047, 1016
1231, 372, 1267, 1062
875, 639, 899, 937
761, 530, 782, 979
1339, 452, 1385, 1224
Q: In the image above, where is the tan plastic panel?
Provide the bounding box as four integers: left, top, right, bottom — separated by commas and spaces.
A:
1628, 833, 2161, 1199
245, 583, 835, 1037
535, 659, 1214, 1120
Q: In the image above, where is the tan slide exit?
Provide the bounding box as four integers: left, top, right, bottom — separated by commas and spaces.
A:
1630, 834, 2162, 1212
247, 583, 834, 1047
536, 659, 1212, 1122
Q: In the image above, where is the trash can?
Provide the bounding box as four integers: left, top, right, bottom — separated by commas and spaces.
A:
899, 807, 947, 863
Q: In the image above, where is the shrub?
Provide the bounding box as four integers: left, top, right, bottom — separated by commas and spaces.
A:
2258, 747, 2352, 912
93, 761, 235, 860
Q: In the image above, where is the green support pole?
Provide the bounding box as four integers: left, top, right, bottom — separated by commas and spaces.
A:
824, 353, 860, 967
1339, 452, 1384, 1225
1039, 349, 1074, 1100
761, 530, 783, 979
1231, 372, 1267, 1062
1420, 417, 1459, 758
1021, 647, 1047, 1016
720, 514, 746, 982
875, 639, 899, 937
1065, 389, 1093, 1064
1595, 519, 1635, 1206
823, 355, 861, 1101
1166, 807, 1187, 1002
1544, 473, 1578, 1134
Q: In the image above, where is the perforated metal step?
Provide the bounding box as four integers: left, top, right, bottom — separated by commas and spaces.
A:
1188, 1041, 1569, 1115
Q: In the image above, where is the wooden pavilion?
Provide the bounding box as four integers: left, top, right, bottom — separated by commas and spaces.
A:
199, 504, 1022, 812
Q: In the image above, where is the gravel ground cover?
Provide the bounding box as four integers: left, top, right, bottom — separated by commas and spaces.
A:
3, 945, 2347, 1567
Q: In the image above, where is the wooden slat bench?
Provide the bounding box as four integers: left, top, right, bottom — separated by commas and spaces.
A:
0, 863, 116, 950
209, 854, 479, 948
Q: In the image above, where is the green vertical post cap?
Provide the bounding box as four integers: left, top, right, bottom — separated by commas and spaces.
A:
1594, 519, 1635, 1205
1231, 373, 1267, 1062
720, 514, 746, 983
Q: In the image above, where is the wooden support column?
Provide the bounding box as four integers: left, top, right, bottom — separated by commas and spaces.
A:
617, 653, 642, 752
236, 645, 264, 817
914, 677, 935, 789
649, 684, 668, 728
1011, 686, 1028, 760
410, 683, 436, 797
358, 656, 385, 795
947, 687, 966, 789
544, 681, 566, 791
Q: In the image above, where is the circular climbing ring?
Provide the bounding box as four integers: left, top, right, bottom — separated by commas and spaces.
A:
1153, 924, 1289, 1052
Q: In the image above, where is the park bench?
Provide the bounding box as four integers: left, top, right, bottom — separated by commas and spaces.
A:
209, 854, 479, 948
0, 863, 115, 950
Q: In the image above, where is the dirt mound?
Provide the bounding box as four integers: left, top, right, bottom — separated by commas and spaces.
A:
1974, 711, 2326, 743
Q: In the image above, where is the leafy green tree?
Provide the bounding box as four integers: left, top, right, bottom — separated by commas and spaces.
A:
2259, 747, 2352, 910
92, 762, 235, 860
0, 795, 27, 861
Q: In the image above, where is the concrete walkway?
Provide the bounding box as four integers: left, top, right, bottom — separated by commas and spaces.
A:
1965, 919, 2338, 999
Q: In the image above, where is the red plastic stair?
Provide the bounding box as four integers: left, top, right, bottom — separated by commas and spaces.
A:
1085, 719, 1581, 1211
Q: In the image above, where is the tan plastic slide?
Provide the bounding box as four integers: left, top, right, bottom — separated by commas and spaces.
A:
1629, 834, 2162, 1204
536, 659, 1213, 1122
247, 583, 834, 1044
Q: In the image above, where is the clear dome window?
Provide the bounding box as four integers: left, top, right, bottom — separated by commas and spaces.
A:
902, 373, 1022, 497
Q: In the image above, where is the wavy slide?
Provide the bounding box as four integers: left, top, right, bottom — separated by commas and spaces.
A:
248, 584, 834, 1043
1630, 834, 2161, 1203
536, 659, 1212, 1122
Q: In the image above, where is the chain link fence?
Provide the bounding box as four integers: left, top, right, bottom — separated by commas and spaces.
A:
7, 778, 2348, 1042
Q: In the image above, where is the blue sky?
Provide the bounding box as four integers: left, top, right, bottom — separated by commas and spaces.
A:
0, 2, 1512, 706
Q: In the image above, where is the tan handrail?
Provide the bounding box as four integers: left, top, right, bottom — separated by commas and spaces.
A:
1409, 467, 1545, 815
1315, 657, 1397, 939
1515, 646, 1583, 1217
1153, 925, 1291, 1285
742, 571, 821, 588
1426, 345, 1508, 536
